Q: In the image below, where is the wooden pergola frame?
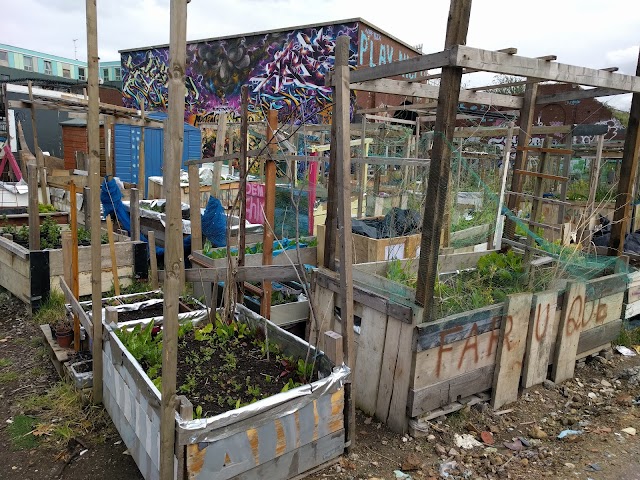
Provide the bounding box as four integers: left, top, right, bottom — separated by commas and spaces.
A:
325, 0, 640, 325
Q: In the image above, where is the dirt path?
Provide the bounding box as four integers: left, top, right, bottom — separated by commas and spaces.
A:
1, 287, 639, 480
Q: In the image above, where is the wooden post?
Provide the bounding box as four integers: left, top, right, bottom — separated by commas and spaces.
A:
581, 134, 604, 244
237, 85, 249, 301
148, 230, 159, 289
504, 81, 539, 240
61, 230, 79, 351
415, 0, 472, 318
106, 216, 120, 296
492, 122, 515, 249
130, 188, 140, 241
160, 1, 187, 478
357, 117, 367, 218
333, 35, 356, 449
86, 0, 103, 404
211, 113, 228, 198
261, 109, 278, 319
62, 231, 73, 288
609, 49, 640, 256
27, 163, 40, 250
188, 164, 203, 251
323, 331, 343, 366
138, 106, 146, 198
27, 81, 48, 205
69, 181, 81, 351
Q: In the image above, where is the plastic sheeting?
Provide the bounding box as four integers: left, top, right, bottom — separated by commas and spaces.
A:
352, 207, 422, 239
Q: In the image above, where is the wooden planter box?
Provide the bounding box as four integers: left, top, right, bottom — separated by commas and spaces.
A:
317, 223, 420, 265
312, 252, 628, 433
244, 293, 310, 328
190, 238, 318, 270
0, 208, 69, 227
102, 305, 349, 480
0, 233, 148, 310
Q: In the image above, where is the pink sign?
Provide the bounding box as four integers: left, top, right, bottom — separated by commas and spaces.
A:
246, 182, 266, 225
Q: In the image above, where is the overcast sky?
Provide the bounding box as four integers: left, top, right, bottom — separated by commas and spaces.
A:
4, 0, 639, 110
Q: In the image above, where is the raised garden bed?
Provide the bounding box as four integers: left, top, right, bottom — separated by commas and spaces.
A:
103, 304, 349, 480
311, 250, 629, 433
244, 282, 310, 328
0, 225, 147, 309
0, 206, 69, 227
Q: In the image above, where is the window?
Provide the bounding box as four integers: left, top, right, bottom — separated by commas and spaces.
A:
114, 67, 122, 81
23, 56, 33, 71
44, 60, 52, 75
78, 67, 86, 80
0, 51, 8, 67
62, 68, 71, 78
102, 68, 109, 80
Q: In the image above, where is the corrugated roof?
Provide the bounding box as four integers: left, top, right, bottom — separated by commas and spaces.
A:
119, 17, 422, 56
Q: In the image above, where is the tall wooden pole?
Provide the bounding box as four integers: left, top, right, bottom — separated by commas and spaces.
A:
69, 181, 81, 351
138, 107, 146, 198
85, 0, 103, 403
237, 86, 249, 301
260, 109, 278, 319
160, 1, 187, 478
27, 163, 40, 250
415, 0, 472, 319
609, 49, 640, 257
333, 35, 356, 449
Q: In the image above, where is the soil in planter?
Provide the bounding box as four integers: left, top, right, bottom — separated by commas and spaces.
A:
116, 304, 165, 323
116, 319, 315, 419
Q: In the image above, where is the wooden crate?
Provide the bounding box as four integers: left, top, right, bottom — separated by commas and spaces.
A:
102, 305, 348, 480
312, 253, 629, 433
0, 233, 148, 310
317, 223, 420, 266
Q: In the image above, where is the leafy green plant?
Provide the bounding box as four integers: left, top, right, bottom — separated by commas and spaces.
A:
38, 203, 57, 213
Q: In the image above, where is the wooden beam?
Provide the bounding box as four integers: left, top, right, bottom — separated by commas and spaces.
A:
160, 0, 187, 478
334, 35, 356, 447
184, 148, 261, 166
352, 78, 523, 109
415, 0, 472, 318
106, 215, 120, 296
69, 181, 81, 351
537, 86, 628, 105
492, 122, 515, 249
237, 86, 249, 301
609, 49, 640, 256
347, 49, 452, 84
356, 102, 437, 114
210, 113, 228, 198
138, 106, 146, 198
148, 230, 159, 289
261, 109, 278, 319
86, 0, 103, 404
453, 124, 571, 137
452, 45, 640, 92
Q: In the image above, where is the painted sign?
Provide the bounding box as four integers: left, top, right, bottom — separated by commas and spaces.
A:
246, 182, 266, 225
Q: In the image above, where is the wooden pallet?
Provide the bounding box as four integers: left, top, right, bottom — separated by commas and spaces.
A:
40, 324, 73, 378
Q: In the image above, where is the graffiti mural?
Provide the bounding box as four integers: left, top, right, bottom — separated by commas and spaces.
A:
122, 23, 359, 140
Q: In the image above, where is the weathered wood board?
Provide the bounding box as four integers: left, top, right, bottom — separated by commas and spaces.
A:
552, 282, 587, 383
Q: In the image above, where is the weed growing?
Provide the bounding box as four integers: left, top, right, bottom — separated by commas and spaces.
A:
0, 371, 18, 383
33, 291, 66, 325
8, 415, 39, 450
0, 358, 12, 368
616, 326, 640, 348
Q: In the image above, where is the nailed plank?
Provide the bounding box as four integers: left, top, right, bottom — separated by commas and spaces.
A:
316, 270, 412, 323
386, 321, 415, 433
537, 87, 627, 105
452, 45, 640, 93
352, 78, 523, 109
375, 317, 402, 423
582, 292, 624, 331
59, 277, 93, 337
577, 319, 622, 355
490, 293, 533, 409
348, 49, 452, 84
585, 273, 628, 301
0, 235, 30, 259
522, 291, 559, 388
163, 265, 308, 285
552, 282, 587, 383
415, 304, 504, 352
354, 306, 388, 416
408, 364, 494, 417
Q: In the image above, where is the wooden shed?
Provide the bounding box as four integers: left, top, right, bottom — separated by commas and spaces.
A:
60, 118, 110, 175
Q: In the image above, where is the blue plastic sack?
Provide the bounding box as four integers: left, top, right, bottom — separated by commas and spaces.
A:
201, 195, 227, 247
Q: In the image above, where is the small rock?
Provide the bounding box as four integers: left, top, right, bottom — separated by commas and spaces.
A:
381, 440, 388, 445
542, 380, 556, 390
349, 453, 359, 461
335, 464, 342, 473
402, 452, 422, 471
564, 462, 575, 469
588, 392, 598, 399
364, 417, 372, 425
448, 447, 459, 457
435, 443, 447, 455
481, 431, 495, 445
601, 379, 612, 388
529, 426, 548, 439
427, 434, 436, 442
520, 458, 529, 466
615, 394, 633, 406
621, 427, 637, 436
402, 435, 408, 443
415, 445, 422, 452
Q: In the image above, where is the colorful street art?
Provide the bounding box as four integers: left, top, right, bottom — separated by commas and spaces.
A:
121, 23, 359, 134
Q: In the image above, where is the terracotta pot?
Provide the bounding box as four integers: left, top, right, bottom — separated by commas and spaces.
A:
56, 329, 73, 349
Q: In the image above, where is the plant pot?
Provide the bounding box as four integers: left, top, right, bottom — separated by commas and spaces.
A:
56, 329, 73, 348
